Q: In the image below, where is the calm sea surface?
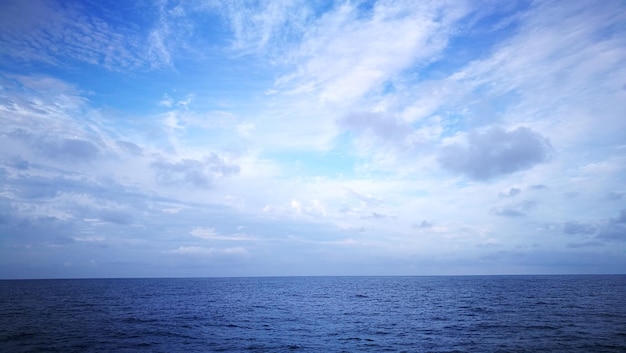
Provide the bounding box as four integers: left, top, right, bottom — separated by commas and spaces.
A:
1, 275, 625, 352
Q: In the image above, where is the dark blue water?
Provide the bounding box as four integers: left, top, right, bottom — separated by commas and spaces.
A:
1, 275, 625, 352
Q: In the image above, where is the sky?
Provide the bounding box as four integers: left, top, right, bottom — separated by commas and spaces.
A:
1, 0, 625, 279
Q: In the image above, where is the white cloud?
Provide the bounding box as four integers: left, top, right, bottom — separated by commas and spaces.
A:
275, 1, 469, 104
73, 236, 105, 242
148, 30, 172, 67
169, 246, 248, 256
190, 228, 255, 241
158, 94, 174, 108
236, 122, 255, 137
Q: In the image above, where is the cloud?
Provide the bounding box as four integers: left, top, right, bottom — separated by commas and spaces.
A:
216, 0, 310, 54
362, 212, 386, 220
597, 224, 626, 242
116, 141, 143, 156
563, 222, 596, 235
606, 191, 625, 201
12, 178, 60, 199
290, 198, 326, 217
615, 210, 626, 224
72, 236, 105, 243
275, 1, 470, 103
0, 207, 78, 247
2, 1, 626, 277
169, 246, 248, 256
343, 188, 383, 207
37, 138, 100, 162
151, 153, 239, 188
7, 157, 29, 171
568, 210, 626, 242
340, 111, 432, 150
491, 200, 536, 218
417, 220, 433, 228
338, 188, 386, 219
5, 130, 100, 163
597, 209, 626, 241
99, 209, 133, 225
499, 187, 521, 198
0, 0, 161, 71
148, 30, 172, 68
190, 227, 255, 241
439, 126, 552, 180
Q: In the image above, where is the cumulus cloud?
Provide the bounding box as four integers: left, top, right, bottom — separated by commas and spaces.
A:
152, 153, 239, 188
439, 126, 552, 180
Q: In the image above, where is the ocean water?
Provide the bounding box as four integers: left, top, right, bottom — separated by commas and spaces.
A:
1, 275, 625, 352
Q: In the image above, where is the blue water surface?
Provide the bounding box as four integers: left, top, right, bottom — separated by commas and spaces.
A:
1, 275, 625, 352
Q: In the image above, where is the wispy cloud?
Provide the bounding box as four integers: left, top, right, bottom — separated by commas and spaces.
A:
190, 228, 255, 241
216, 0, 311, 54
275, 1, 470, 103
0, 0, 168, 70
169, 246, 248, 256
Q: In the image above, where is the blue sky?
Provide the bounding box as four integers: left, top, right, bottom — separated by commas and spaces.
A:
1, 0, 625, 278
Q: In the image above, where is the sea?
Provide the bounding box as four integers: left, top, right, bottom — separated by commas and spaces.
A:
1, 275, 625, 352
